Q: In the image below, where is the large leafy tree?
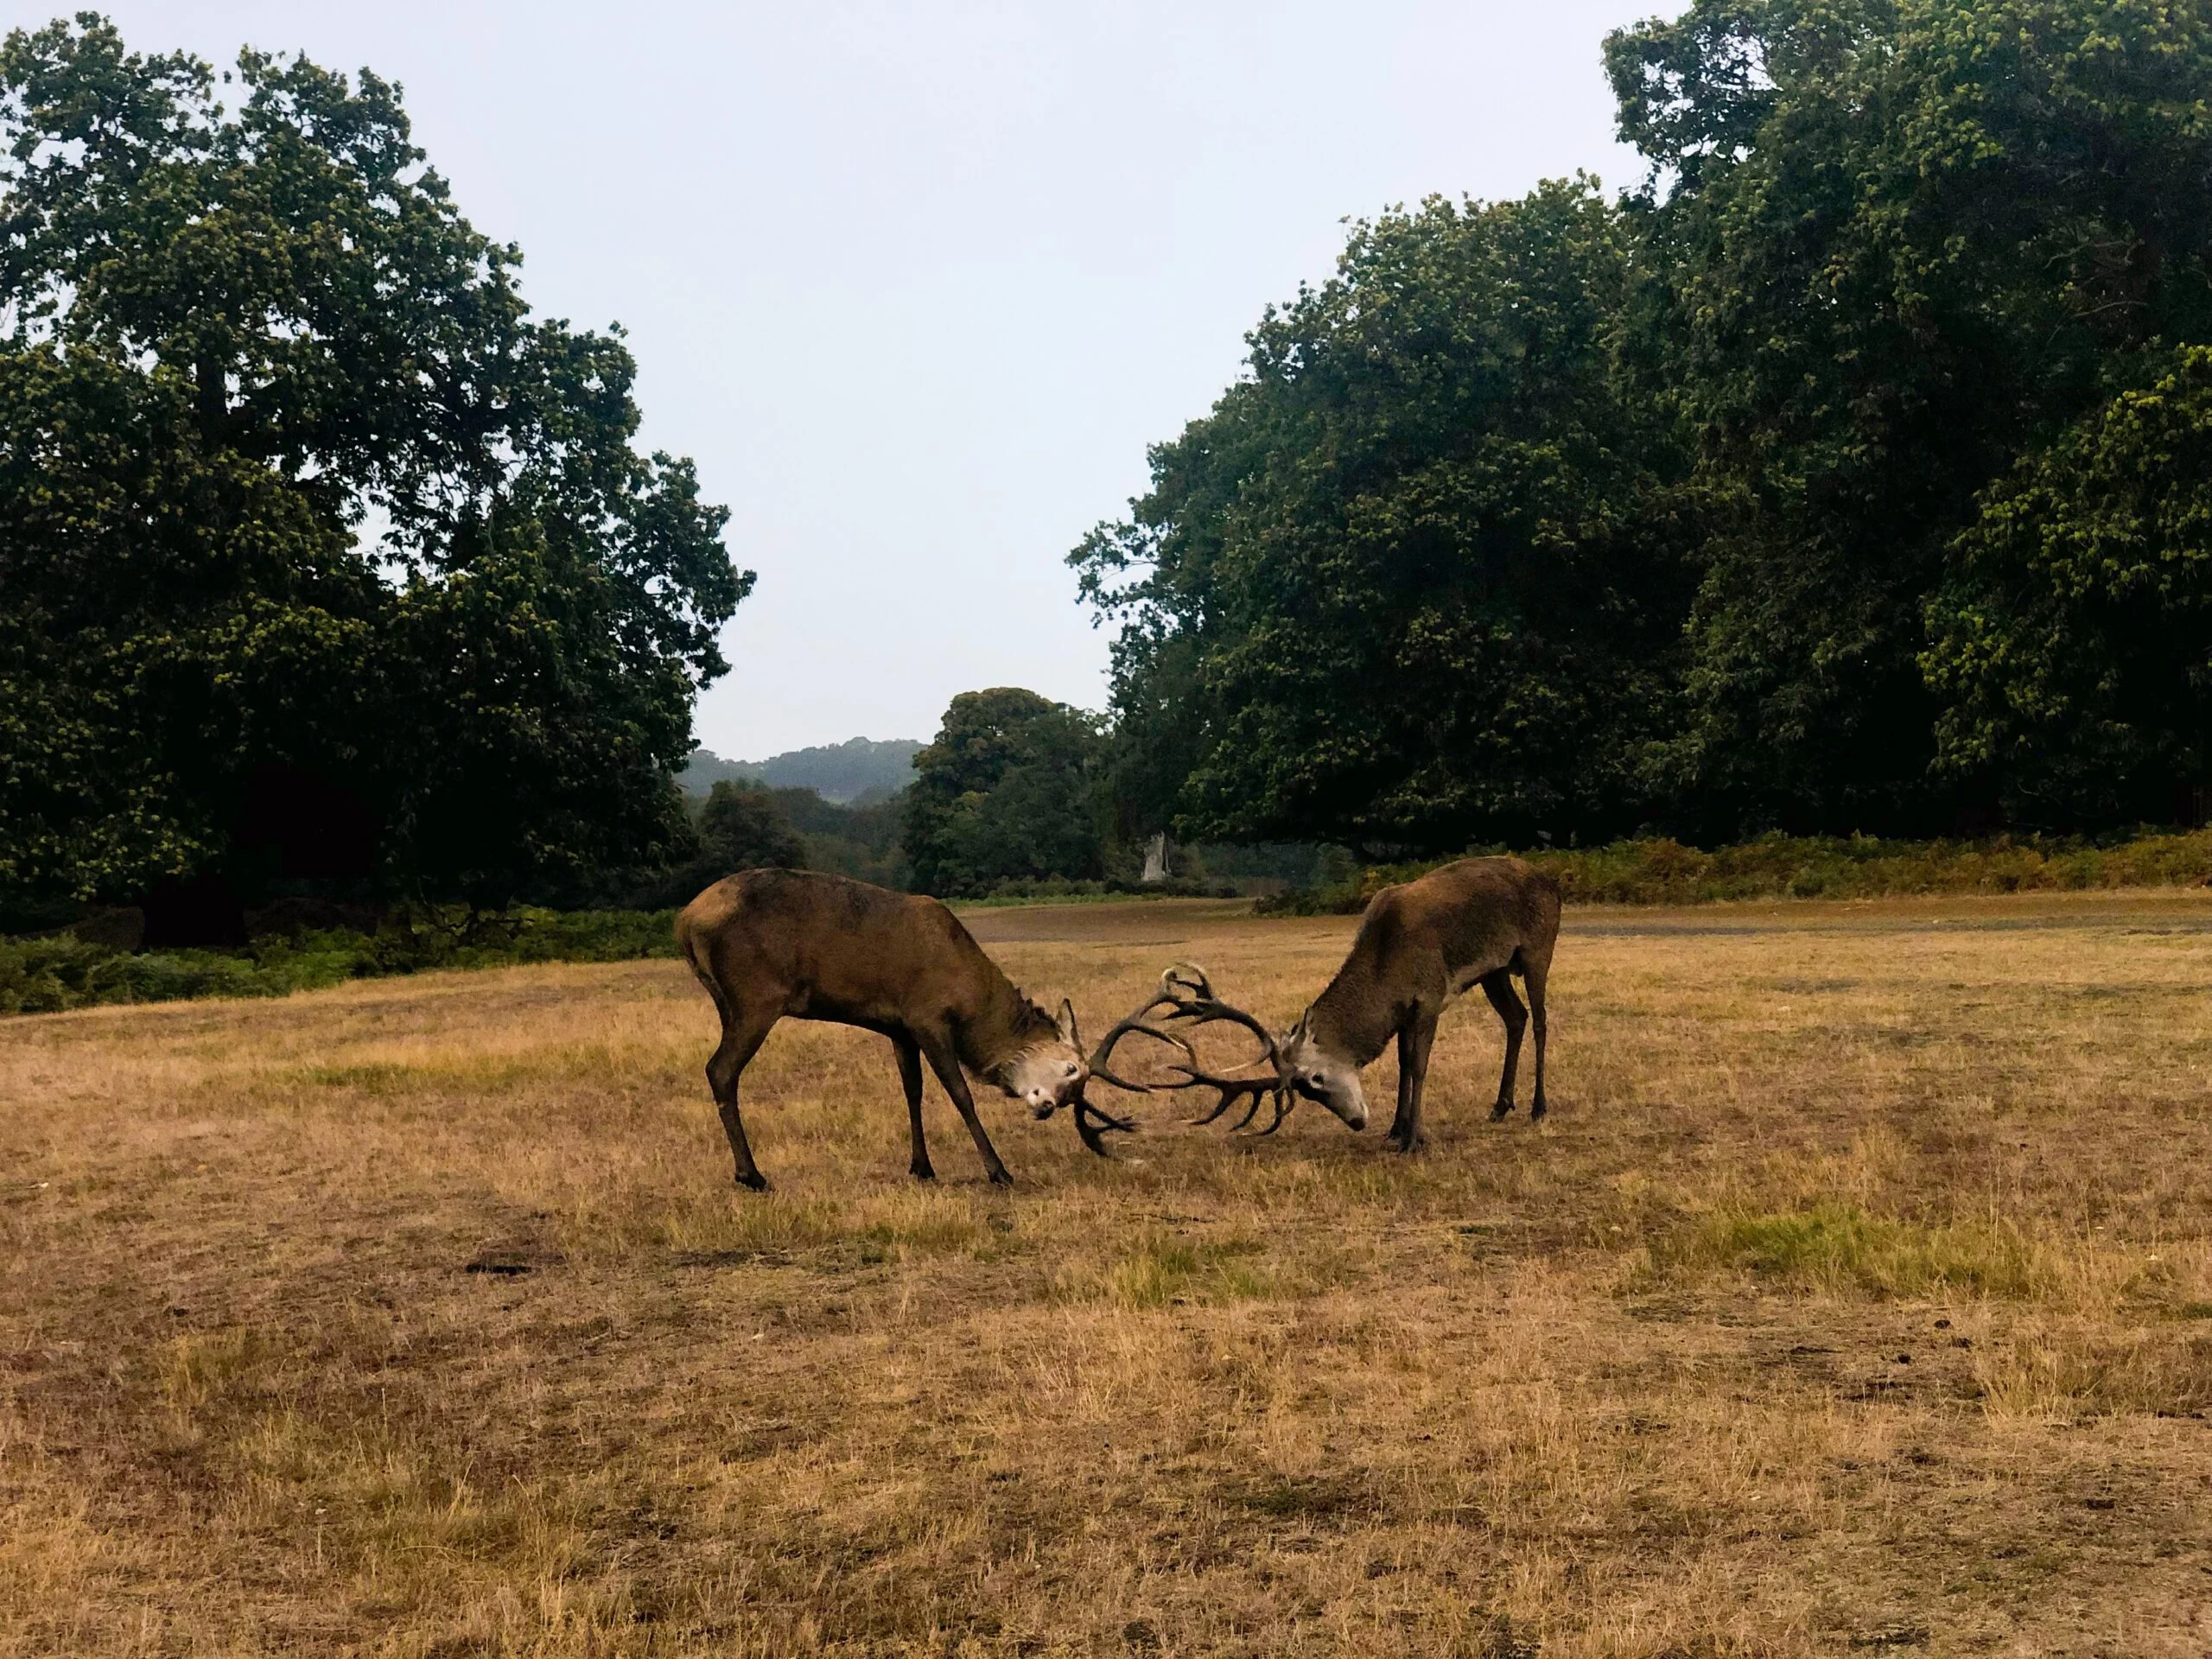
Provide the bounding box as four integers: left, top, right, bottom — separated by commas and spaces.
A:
1926, 346, 2212, 825
0, 15, 748, 933
1071, 181, 1693, 854
902, 688, 1106, 898
1609, 0, 2212, 834
697, 781, 805, 874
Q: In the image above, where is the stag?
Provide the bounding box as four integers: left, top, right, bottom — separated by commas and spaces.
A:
1122, 857, 1560, 1151
676, 870, 1133, 1189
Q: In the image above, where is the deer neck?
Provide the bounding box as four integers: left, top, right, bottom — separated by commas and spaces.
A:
956, 969, 1057, 1084
1306, 974, 1395, 1069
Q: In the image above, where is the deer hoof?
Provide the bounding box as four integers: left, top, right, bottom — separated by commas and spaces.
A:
1529, 1101, 1548, 1122
987, 1168, 1014, 1187
911, 1165, 937, 1182
1489, 1100, 1516, 1122
734, 1171, 769, 1192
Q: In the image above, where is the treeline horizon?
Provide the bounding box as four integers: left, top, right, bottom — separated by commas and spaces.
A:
665, 690, 1338, 904
14, 3, 2212, 941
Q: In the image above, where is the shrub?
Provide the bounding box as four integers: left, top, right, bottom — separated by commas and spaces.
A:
0, 907, 681, 1017
1255, 830, 2212, 914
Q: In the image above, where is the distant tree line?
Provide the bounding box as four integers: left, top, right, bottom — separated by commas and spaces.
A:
678, 737, 919, 803
1074, 0, 2212, 853
637, 779, 906, 903
674, 689, 1332, 904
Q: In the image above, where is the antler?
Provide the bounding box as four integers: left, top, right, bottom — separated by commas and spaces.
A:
1084, 963, 1294, 1135
1174, 1064, 1293, 1133
1085, 976, 1198, 1094
1154, 963, 1283, 1067
1060, 970, 1206, 1158
1070, 1096, 1138, 1157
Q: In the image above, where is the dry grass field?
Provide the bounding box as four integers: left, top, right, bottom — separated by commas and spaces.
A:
6, 893, 2212, 1657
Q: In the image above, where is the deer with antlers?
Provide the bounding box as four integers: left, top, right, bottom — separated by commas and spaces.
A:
1080, 857, 1560, 1151
677, 870, 1134, 1189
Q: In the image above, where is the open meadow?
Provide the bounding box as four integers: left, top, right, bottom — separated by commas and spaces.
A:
5, 894, 2212, 1657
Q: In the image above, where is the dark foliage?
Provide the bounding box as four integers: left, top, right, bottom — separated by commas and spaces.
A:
904, 690, 1107, 898
772, 786, 908, 887
0, 16, 749, 934
1078, 0, 2212, 847
1071, 182, 1694, 854
1607, 0, 2212, 836
697, 781, 805, 874
0, 906, 679, 1015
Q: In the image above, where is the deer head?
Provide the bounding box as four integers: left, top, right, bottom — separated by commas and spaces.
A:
1274, 1012, 1370, 1131
1004, 998, 1091, 1119
1011, 997, 1145, 1157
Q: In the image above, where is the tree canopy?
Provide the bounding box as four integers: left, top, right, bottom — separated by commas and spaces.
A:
1611, 0, 2212, 836
0, 15, 748, 933
1077, 0, 2212, 849
1072, 181, 1693, 854
696, 781, 805, 876
902, 689, 1106, 898
1927, 346, 2212, 826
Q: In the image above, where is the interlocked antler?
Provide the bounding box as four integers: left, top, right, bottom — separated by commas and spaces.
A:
1085, 977, 1198, 1094
1070, 1094, 1140, 1158
1064, 972, 1203, 1157
1088, 969, 1292, 1141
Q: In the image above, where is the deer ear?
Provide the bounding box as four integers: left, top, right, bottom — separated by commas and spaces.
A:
1057, 997, 1082, 1051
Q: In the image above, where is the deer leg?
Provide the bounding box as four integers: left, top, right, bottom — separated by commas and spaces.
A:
918, 1033, 1013, 1186
1389, 1011, 1440, 1152
1523, 959, 1549, 1122
705, 1008, 778, 1191
892, 1033, 933, 1181
1388, 1021, 1416, 1145
1480, 970, 1528, 1121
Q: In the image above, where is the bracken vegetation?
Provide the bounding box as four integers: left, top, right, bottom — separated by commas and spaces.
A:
1260, 829, 2212, 912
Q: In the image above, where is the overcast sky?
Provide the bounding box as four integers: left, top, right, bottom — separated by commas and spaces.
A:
105, 1, 1651, 760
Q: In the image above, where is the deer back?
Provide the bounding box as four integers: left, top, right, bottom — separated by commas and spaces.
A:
676, 869, 1039, 1053
1401, 855, 1560, 979
1306, 856, 1559, 1061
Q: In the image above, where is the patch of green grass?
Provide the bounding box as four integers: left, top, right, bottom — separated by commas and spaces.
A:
1647, 1202, 2038, 1298
1090, 1231, 1276, 1308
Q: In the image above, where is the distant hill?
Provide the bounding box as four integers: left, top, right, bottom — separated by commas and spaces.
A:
680, 737, 921, 804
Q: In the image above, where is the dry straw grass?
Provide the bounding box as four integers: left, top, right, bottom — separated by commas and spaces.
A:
6, 890, 2212, 1655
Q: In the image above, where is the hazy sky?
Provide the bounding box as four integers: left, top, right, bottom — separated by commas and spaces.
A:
104, 2, 1652, 760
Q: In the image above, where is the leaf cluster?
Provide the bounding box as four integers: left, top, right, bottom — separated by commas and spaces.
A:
1080, 0, 2212, 848
0, 15, 750, 926
1074, 181, 1694, 852
902, 688, 1108, 898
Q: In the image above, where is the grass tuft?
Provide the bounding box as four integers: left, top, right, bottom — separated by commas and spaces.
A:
1077, 1230, 1276, 1307
1647, 1202, 2040, 1299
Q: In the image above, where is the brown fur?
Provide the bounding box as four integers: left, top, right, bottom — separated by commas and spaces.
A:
1303, 855, 1560, 1147
675, 869, 1067, 1188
